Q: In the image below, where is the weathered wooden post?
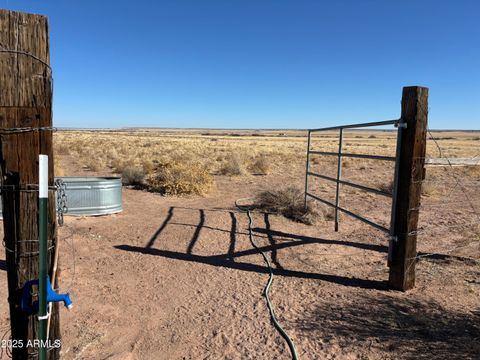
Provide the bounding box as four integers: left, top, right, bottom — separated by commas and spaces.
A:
0, 9, 61, 359
388, 86, 428, 291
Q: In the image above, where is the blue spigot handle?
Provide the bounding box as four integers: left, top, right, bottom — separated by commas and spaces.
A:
20, 276, 73, 313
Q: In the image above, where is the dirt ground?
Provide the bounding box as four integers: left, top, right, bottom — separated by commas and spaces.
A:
1, 132, 479, 360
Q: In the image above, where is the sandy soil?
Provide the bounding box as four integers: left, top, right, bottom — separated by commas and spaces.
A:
1, 151, 479, 360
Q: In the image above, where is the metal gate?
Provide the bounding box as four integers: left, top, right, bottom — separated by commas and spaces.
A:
304, 118, 406, 240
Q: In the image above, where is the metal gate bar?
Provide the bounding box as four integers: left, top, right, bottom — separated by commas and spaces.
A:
309, 118, 400, 132
306, 171, 393, 197
305, 118, 403, 236
306, 192, 391, 233
309, 151, 396, 162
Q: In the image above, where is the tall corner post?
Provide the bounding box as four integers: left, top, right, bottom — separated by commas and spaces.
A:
0, 9, 61, 359
388, 86, 429, 291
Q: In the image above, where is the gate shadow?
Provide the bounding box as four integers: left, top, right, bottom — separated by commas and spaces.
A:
115, 206, 390, 290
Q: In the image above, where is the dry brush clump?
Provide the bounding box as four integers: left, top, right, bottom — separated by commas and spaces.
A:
248, 154, 271, 175
219, 154, 246, 176
254, 186, 328, 225
122, 166, 146, 187
379, 179, 394, 193
147, 162, 213, 195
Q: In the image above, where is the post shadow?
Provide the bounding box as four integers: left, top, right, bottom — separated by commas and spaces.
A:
0, 259, 6, 271
264, 213, 284, 270
146, 206, 174, 248
186, 209, 205, 254
227, 212, 236, 261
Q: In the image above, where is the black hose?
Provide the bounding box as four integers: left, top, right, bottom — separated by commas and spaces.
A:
236, 199, 299, 360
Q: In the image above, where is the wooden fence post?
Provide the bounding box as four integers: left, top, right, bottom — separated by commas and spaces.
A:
388, 86, 428, 291
0, 9, 61, 359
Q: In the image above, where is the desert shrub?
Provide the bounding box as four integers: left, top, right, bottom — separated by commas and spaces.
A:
55, 161, 65, 177
111, 158, 134, 174
122, 166, 146, 187
379, 179, 394, 193
322, 206, 336, 221
219, 154, 245, 176
253, 186, 321, 225
248, 154, 270, 175
421, 181, 436, 196
311, 156, 321, 165
141, 159, 155, 174
83, 157, 102, 172
55, 143, 70, 155
147, 162, 213, 195
368, 134, 377, 139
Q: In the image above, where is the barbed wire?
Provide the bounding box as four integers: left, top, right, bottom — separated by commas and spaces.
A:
58, 224, 76, 295
0, 127, 57, 135
406, 103, 480, 269
2, 239, 55, 257
0, 48, 52, 71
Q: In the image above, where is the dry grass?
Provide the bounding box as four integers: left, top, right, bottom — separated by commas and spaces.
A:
248, 154, 270, 175
55, 161, 65, 177
122, 166, 146, 187
83, 157, 103, 172
147, 162, 213, 195
52, 129, 480, 199
254, 187, 324, 225
219, 154, 246, 176
379, 179, 394, 193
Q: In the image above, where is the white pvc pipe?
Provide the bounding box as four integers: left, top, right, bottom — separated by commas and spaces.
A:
39, 155, 48, 199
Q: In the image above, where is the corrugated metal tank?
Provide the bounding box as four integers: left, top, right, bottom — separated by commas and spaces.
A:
0, 176, 122, 218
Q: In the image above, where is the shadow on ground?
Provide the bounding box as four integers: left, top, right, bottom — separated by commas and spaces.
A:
297, 293, 480, 359
115, 206, 390, 290
0, 260, 5, 271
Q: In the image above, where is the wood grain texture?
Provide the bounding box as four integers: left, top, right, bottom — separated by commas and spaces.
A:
0, 9, 60, 359
388, 86, 428, 291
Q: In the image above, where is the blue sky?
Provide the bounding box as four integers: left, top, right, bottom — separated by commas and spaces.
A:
2, 0, 479, 129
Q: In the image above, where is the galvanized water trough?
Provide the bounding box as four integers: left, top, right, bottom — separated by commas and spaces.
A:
0, 176, 122, 218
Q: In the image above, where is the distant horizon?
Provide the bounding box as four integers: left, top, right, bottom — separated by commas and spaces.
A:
56, 126, 480, 132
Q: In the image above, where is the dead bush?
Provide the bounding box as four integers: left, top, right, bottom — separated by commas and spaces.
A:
254, 186, 321, 225
219, 154, 245, 176
55, 143, 70, 155
147, 162, 213, 195
141, 159, 155, 174
421, 181, 436, 196
111, 158, 134, 174
249, 154, 270, 175
379, 180, 394, 193
84, 157, 102, 172
122, 166, 146, 187
55, 161, 65, 177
